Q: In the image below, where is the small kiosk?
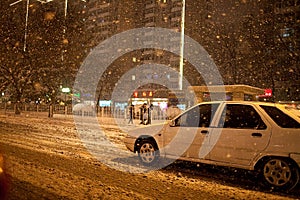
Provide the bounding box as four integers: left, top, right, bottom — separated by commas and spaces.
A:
188, 85, 265, 105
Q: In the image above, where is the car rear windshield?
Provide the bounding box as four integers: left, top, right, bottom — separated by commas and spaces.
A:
260, 105, 300, 128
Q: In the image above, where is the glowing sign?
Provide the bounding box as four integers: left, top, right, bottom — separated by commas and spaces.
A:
264, 89, 272, 96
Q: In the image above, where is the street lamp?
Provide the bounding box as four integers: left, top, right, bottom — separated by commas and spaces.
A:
62, 87, 70, 115
62, 87, 70, 93
10, 0, 86, 52
36, 0, 53, 3
10, 0, 30, 52
179, 0, 186, 90
10, 0, 53, 52
62, 87, 70, 105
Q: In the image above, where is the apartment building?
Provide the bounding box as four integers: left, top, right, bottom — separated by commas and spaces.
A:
85, 0, 185, 107
273, 0, 300, 100
85, 0, 299, 103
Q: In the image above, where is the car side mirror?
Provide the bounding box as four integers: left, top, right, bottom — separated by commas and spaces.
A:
169, 119, 176, 127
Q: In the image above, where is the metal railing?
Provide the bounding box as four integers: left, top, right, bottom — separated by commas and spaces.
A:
0, 103, 169, 120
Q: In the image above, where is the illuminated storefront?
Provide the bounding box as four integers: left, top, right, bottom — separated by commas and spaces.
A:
129, 89, 169, 111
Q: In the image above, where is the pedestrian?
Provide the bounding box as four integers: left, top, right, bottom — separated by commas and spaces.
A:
143, 103, 148, 125
128, 104, 134, 124
139, 104, 144, 124
140, 103, 148, 125
146, 104, 153, 125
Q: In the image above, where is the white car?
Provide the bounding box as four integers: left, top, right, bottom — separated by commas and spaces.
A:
124, 101, 300, 191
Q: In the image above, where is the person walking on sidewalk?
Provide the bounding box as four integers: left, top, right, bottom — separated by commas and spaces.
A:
128, 104, 134, 124
146, 104, 153, 125
140, 103, 147, 125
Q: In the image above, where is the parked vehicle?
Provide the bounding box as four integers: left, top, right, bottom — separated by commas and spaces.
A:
124, 101, 300, 191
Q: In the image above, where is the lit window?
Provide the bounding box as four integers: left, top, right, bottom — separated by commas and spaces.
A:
281, 28, 294, 38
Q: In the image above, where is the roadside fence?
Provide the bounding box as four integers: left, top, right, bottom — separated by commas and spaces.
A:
0, 102, 169, 120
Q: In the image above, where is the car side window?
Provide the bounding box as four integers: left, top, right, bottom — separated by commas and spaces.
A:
175, 104, 219, 127
219, 104, 267, 129
198, 104, 219, 127
260, 105, 300, 128
180, 106, 200, 127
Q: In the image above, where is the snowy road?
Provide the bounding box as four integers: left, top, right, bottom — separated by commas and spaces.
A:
0, 113, 299, 199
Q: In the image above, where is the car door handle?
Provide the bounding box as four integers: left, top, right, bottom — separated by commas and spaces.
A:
252, 132, 262, 137
201, 130, 209, 134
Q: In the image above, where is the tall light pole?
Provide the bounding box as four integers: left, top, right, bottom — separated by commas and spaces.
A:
10, 0, 54, 52
61, 0, 86, 61
61, 0, 68, 62
179, 0, 185, 90
10, 0, 30, 52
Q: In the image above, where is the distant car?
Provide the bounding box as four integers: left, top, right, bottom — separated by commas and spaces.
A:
124, 101, 300, 191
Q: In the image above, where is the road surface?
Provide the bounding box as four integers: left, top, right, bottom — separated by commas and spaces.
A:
0, 112, 299, 199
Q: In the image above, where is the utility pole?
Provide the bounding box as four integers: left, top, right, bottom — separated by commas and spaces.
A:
10, 0, 30, 52
179, 0, 185, 90
10, 0, 54, 52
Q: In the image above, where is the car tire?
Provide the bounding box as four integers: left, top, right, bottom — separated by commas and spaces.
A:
137, 139, 159, 166
259, 157, 299, 191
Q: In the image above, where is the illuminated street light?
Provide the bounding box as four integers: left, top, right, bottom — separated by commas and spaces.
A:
36, 0, 53, 3
10, 0, 23, 6
10, 0, 30, 51
9, 0, 53, 52
62, 87, 70, 108
62, 87, 71, 93
10, 0, 85, 52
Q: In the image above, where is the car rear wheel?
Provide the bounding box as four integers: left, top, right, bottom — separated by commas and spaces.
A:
260, 157, 299, 191
137, 139, 159, 166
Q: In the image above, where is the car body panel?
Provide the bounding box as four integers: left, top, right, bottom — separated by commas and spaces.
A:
162, 126, 207, 159
124, 122, 166, 152
207, 102, 273, 166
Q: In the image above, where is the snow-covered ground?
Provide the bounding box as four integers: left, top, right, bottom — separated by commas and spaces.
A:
0, 112, 299, 199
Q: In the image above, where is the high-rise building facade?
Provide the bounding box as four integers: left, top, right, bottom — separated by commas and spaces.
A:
85, 0, 299, 101
272, 0, 299, 100
86, 0, 185, 103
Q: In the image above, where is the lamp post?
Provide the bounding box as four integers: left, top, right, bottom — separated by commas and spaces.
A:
62, 87, 70, 115
179, 0, 186, 90
10, 0, 30, 52
10, 0, 54, 52
62, 87, 70, 104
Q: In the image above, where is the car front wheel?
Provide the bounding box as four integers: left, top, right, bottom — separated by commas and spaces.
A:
260, 157, 299, 191
137, 139, 159, 166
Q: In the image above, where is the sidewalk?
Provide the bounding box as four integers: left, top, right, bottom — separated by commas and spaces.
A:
115, 118, 167, 126
0, 111, 169, 129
